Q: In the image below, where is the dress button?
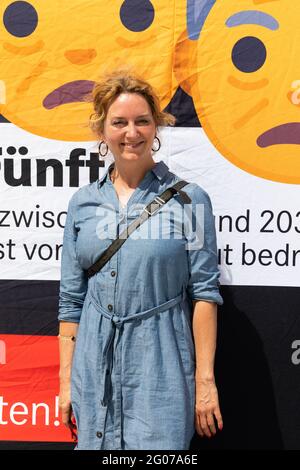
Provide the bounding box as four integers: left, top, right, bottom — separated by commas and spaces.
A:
96, 431, 102, 438
111, 271, 116, 277
108, 304, 113, 311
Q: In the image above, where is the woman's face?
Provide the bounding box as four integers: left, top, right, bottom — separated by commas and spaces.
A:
102, 93, 157, 163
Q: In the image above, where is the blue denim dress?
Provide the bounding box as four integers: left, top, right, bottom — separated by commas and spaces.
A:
58, 160, 223, 450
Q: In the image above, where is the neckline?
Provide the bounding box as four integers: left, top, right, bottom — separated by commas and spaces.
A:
108, 161, 157, 186
107, 162, 156, 212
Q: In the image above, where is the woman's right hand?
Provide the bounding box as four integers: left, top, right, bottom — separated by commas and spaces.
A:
59, 381, 77, 442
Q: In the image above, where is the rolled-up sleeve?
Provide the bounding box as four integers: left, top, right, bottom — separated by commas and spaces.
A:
58, 191, 88, 323
185, 185, 223, 305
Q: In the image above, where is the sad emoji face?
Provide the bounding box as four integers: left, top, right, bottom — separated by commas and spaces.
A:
179, 0, 300, 184
0, 0, 185, 141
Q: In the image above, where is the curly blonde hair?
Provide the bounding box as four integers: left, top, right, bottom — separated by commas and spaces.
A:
89, 68, 176, 136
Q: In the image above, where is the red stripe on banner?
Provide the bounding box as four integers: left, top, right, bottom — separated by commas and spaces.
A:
0, 335, 72, 442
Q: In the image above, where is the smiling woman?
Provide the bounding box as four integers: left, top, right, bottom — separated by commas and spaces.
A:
58, 69, 223, 450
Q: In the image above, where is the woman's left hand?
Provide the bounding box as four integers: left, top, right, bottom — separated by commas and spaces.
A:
194, 377, 223, 438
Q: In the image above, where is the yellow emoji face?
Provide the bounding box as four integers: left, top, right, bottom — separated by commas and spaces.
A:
0, 0, 185, 141
178, 0, 300, 184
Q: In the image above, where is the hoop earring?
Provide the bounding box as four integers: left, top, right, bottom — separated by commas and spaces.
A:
151, 136, 161, 152
98, 141, 108, 157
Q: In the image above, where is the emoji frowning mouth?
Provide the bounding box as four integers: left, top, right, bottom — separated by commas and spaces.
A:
43, 80, 95, 109
257, 123, 300, 147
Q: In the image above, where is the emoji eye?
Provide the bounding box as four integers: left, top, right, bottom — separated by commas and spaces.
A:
120, 0, 154, 32
231, 36, 266, 73
3, 1, 38, 37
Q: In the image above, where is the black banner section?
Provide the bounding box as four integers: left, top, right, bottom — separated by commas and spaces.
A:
0, 282, 299, 449
0, 280, 59, 336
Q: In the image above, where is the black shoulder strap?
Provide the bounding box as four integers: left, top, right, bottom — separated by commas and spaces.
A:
86, 180, 191, 279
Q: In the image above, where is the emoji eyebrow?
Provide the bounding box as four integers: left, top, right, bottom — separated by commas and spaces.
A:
3, 40, 44, 56
228, 76, 269, 91
225, 11, 279, 30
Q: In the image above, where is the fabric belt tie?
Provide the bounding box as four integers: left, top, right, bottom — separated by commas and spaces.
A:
89, 290, 186, 407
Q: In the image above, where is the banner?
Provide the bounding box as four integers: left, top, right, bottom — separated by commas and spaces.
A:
0, 0, 299, 449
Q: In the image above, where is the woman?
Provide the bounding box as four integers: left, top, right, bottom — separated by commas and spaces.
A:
58, 70, 224, 450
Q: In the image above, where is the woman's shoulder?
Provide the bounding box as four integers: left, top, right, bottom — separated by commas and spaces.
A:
166, 170, 212, 206
66, 180, 99, 209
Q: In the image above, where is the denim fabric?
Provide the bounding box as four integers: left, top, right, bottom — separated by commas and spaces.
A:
58, 160, 223, 450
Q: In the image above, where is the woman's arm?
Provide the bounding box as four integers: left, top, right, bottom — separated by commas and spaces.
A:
58, 321, 79, 440
58, 321, 78, 381
57, 191, 88, 439
192, 300, 223, 438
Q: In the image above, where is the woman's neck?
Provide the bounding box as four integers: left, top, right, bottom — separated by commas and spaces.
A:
110, 159, 156, 189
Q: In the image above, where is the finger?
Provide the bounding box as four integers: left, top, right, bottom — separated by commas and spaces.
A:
69, 418, 77, 431
68, 413, 78, 441
70, 413, 77, 428
195, 411, 204, 437
70, 426, 78, 442
61, 409, 71, 427
199, 412, 212, 438
61, 403, 73, 427
214, 408, 224, 431
207, 414, 217, 435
